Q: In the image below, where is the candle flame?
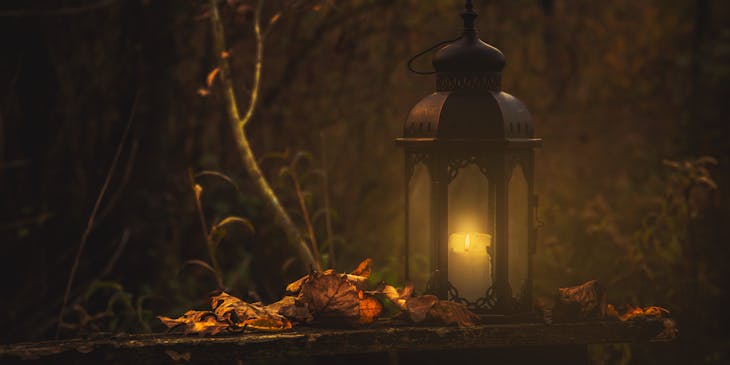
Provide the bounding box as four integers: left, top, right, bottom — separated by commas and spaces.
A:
464, 234, 471, 252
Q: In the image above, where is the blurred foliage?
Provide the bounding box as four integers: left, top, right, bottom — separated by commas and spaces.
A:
0, 0, 728, 364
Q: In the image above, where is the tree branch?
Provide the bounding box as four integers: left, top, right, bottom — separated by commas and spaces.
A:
209, 0, 316, 271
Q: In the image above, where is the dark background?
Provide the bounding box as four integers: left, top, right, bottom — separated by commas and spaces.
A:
1, 0, 728, 363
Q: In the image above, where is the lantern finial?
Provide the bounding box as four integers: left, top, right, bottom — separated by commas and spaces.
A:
461, 0, 477, 36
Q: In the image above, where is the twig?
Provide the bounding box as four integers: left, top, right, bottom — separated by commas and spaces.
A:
209, 0, 316, 271
99, 228, 131, 279
55, 92, 139, 339
97, 138, 138, 224
289, 169, 321, 270
320, 132, 335, 269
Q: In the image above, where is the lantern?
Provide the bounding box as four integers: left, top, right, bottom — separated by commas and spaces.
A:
397, 0, 542, 314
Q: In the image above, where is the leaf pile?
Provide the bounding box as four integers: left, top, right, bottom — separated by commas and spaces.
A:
540, 280, 671, 324
158, 293, 292, 335
380, 284, 479, 327
159, 258, 481, 335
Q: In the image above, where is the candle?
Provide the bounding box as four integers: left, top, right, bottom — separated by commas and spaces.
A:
448, 232, 491, 302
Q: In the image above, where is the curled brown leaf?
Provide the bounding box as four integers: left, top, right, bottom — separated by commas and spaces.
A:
266, 296, 313, 324
157, 310, 228, 335
211, 292, 291, 331
300, 271, 359, 320
405, 295, 438, 323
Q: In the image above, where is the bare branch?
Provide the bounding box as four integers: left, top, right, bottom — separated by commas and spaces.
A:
209, 0, 317, 271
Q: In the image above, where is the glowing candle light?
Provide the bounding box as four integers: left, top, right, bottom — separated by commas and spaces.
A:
448, 232, 491, 302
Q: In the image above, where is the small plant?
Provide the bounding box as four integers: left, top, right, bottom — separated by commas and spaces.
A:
185, 169, 255, 290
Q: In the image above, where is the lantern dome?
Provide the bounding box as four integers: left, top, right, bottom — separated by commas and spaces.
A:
432, 35, 505, 74
400, 1, 539, 146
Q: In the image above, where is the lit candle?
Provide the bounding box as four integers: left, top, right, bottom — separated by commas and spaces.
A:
448, 232, 491, 302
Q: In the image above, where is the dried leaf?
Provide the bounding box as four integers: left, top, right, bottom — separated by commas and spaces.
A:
211, 292, 291, 331
350, 258, 372, 278
427, 300, 480, 327
158, 310, 228, 335
221, 51, 231, 59
610, 304, 670, 321
405, 295, 438, 323
206, 67, 220, 88
197, 88, 210, 97
299, 271, 359, 320
553, 280, 606, 322
193, 184, 203, 201
165, 350, 191, 362
266, 296, 313, 323
358, 293, 383, 325
380, 283, 412, 310
285, 275, 308, 294
269, 12, 281, 25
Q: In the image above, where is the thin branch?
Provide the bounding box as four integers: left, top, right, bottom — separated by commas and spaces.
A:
56, 91, 139, 339
209, 0, 316, 271
289, 170, 321, 270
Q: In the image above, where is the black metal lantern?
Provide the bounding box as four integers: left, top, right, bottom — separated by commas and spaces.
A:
397, 1, 541, 314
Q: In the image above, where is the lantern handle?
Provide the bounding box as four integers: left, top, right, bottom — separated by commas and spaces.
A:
406, 36, 462, 75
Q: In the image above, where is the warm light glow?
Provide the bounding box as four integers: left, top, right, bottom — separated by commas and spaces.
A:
448, 232, 492, 301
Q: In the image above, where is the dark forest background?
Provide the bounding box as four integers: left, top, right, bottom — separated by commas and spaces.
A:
1, 0, 728, 364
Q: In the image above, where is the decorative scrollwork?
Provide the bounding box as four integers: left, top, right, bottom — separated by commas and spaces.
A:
448, 156, 477, 182
436, 72, 501, 92
447, 282, 497, 311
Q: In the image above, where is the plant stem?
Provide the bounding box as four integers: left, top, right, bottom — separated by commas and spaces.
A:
290, 171, 322, 271
189, 170, 224, 289
56, 92, 138, 339
209, 0, 316, 271
320, 132, 335, 270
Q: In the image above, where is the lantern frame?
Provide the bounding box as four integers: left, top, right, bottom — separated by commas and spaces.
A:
396, 1, 542, 314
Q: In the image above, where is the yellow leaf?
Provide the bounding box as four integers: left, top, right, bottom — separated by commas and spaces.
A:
206, 67, 220, 88
194, 184, 203, 201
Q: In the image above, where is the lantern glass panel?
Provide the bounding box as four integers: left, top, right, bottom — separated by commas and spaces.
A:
408, 162, 432, 293
508, 164, 529, 299
447, 164, 492, 302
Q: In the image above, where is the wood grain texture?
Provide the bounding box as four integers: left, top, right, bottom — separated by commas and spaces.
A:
0, 319, 672, 363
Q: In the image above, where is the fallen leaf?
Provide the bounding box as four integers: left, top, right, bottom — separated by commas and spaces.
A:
608, 304, 670, 321
553, 280, 606, 322
158, 310, 228, 335
285, 275, 307, 294
269, 12, 281, 25
299, 271, 359, 320
405, 295, 438, 323
206, 67, 220, 88
350, 258, 372, 278
221, 51, 231, 59
165, 350, 191, 362
379, 282, 414, 311
266, 296, 313, 324
358, 293, 383, 325
211, 292, 291, 331
427, 300, 480, 327
197, 88, 210, 97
